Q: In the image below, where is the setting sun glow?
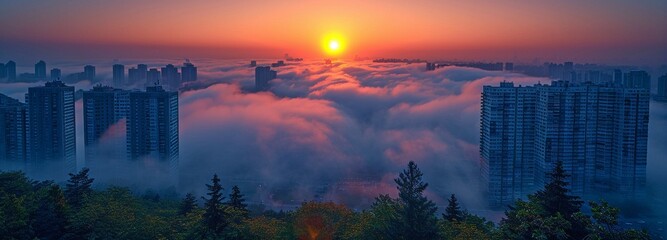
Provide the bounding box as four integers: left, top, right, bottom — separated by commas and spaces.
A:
322, 33, 345, 56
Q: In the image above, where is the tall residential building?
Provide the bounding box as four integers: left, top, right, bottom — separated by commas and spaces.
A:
83, 65, 96, 81
181, 62, 197, 82
83, 86, 130, 162
481, 81, 649, 207
6, 61, 17, 81
161, 64, 180, 88
137, 64, 148, 81
26, 81, 76, 176
0, 94, 28, 170
128, 67, 140, 83
113, 64, 125, 87
255, 66, 277, 91
480, 82, 538, 205
655, 74, 667, 101
0, 63, 6, 79
147, 68, 160, 85
35, 60, 47, 79
623, 70, 650, 90
127, 86, 178, 169
50, 68, 61, 81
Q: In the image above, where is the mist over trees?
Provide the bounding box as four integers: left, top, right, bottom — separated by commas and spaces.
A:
0, 161, 654, 239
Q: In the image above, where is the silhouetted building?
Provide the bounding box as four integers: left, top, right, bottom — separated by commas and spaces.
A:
50, 68, 61, 81
0, 63, 5, 79
113, 64, 125, 87
127, 86, 178, 168
426, 62, 436, 71
481, 81, 649, 207
271, 60, 285, 67
623, 70, 650, 90
83, 65, 96, 81
250, 60, 257, 67
147, 68, 160, 85
26, 81, 76, 175
504, 62, 514, 71
614, 69, 623, 84
6, 61, 16, 81
0, 94, 28, 170
161, 64, 180, 88
181, 62, 197, 82
255, 66, 277, 91
35, 60, 46, 79
83, 86, 130, 162
138, 64, 148, 80
656, 74, 667, 101
128, 67, 140, 83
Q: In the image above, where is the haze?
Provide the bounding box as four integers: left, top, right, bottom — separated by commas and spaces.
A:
1, 0, 667, 64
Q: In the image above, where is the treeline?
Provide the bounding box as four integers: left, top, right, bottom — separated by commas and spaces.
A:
0, 161, 652, 239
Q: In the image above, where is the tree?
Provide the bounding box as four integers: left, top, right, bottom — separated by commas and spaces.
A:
65, 168, 94, 208
179, 193, 198, 215
292, 201, 355, 240
364, 194, 401, 239
443, 194, 463, 222
31, 185, 68, 240
392, 161, 438, 240
496, 199, 571, 240
202, 174, 227, 237
227, 185, 248, 217
532, 161, 588, 238
533, 161, 582, 218
587, 201, 651, 240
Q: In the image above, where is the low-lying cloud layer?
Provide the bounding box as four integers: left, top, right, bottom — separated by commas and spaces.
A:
2, 59, 665, 214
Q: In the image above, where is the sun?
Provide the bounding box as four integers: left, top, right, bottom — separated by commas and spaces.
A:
329, 40, 340, 51
322, 33, 345, 56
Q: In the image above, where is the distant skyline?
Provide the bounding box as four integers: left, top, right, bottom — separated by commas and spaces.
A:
1, 0, 667, 65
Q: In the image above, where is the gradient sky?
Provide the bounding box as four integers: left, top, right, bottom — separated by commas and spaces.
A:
1, 0, 666, 64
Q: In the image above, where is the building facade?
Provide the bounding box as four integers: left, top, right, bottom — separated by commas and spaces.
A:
127, 86, 178, 169
255, 66, 277, 91
26, 81, 76, 175
113, 64, 125, 87
83, 86, 130, 163
0, 94, 28, 170
481, 81, 649, 207
181, 62, 197, 82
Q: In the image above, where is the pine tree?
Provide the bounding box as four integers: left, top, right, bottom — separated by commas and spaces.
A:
32, 185, 68, 240
443, 194, 463, 222
226, 185, 248, 217
532, 160, 588, 239
65, 168, 94, 208
202, 174, 227, 237
179, 193, 197, 215
533, 161, 582, 217
393, 161, 438, 240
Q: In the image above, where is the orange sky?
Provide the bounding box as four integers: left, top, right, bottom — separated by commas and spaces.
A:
1, 0, 666, 64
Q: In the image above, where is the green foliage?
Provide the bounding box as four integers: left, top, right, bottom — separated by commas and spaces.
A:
227, 185, 248, 217
444, 194, 463, 222
497, 199, 571, 240
65, 167, 94, 208
0, 168, 654, 240
0, 193, 31, 239
364, 194, 401, 239
291, 201, 356, 240
179, 192, 197, 215
31, 185, 68, 239
201, 174, 228, 238
392, 161, 439, 240
586, 201, 652, 240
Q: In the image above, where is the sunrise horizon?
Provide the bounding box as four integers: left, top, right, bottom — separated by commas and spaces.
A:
1, 0, 666, 239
